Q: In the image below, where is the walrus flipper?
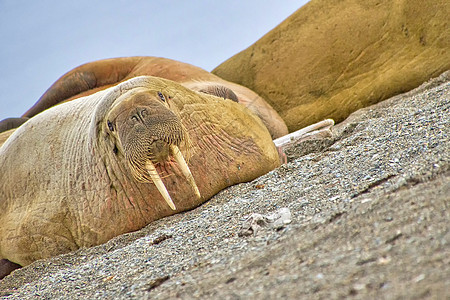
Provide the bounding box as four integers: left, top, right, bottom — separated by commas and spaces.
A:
0, 117, 29, 133
22, 57, 145, 118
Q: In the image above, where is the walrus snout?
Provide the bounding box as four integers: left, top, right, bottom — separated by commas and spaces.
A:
107, 91, 200, 210
122, 108, 189, 180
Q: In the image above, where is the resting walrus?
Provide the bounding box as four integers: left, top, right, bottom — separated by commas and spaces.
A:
0, 76, 280, 277
213, 0, 449, 131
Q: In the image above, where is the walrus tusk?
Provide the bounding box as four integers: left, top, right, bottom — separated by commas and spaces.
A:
171, 145, 201, 199
145, 161, 177, 210
273, 119, 335, 165
273, 119, 335, 148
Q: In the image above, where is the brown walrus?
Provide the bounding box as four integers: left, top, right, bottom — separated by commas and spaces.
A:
21, 56, 288, 139
0, 76, 280, 278
0, 118, 29, 134
213, 0, 450, 131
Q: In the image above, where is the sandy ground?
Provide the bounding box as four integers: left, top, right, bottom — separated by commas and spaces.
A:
0, 72, 449, 299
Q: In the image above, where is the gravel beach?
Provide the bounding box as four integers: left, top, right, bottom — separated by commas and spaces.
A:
0, 72, 449, 299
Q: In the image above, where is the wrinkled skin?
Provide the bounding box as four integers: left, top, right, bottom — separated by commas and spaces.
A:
0, 76, 279, 270
22, 56, 288, 139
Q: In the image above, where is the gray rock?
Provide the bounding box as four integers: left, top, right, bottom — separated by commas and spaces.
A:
0, 71, 449, 299
238, 207, 292, 236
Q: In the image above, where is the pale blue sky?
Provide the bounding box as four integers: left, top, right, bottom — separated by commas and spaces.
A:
0, 1, 308, 121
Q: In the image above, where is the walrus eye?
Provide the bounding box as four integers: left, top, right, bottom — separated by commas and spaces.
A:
107, 121, 114, 132
157, 92, 166, 102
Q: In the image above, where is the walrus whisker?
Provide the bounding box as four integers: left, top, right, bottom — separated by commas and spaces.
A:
170, 145, 201, 199
144, 160, 177, 210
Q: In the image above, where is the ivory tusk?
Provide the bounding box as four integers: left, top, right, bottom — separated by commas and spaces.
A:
273, 119, 335, 147
171, 145, 201, 199
145, 161, 177, 210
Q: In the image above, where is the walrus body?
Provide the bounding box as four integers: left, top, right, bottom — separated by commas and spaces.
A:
0, 76, 279, 267
0, 118, 29, 134
22, 56, 288, 139
213, 0, 450, 131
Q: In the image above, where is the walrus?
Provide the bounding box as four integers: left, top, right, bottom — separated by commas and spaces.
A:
0, 76, 280, 278
0, 118, 29, 134
21, 56, 288, 139
213, 0, 450, 131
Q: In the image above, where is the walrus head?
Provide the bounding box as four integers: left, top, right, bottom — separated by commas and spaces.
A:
105, 90, 200, 210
